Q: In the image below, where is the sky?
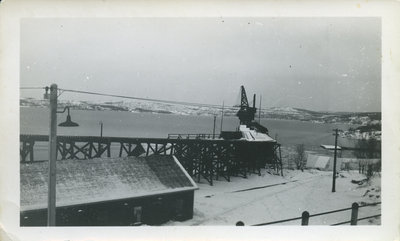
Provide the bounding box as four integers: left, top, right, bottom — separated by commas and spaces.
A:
20, 18, 381, 112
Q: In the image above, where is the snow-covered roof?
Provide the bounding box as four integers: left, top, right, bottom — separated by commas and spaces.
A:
20, 155, 198, 211
321, 145, 342, 150
239, 125, 275, 142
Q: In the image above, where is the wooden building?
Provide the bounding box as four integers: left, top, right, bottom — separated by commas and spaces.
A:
20, 155, 198, 226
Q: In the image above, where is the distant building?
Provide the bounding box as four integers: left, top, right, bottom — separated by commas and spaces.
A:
20, 155, 198, 226
306, 153, 381, 171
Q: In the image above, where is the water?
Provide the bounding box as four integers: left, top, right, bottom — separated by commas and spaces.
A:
20, 107, 351, 146
20, 107, 358, 161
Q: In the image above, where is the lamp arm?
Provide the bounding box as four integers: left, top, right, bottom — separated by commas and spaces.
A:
56, 106, 70, 114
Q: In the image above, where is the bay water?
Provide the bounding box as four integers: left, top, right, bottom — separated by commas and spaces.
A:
20, 107, 353, 160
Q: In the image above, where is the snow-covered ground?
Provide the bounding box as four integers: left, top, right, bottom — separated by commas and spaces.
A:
166, 169, 381, 226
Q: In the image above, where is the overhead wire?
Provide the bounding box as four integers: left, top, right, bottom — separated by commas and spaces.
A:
59, 88, 231, 109
20, 87, 46, 90
20, 86, 284, 112
21, 86, 238, 109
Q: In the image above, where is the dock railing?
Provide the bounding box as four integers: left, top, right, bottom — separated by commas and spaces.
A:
235, 202, 381, 226
167, 133, 220, 140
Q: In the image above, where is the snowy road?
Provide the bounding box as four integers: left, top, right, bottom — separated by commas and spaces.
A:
167, 170, 381, 226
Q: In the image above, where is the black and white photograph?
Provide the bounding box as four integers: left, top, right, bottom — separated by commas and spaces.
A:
1, 1, 400, 241
19, 17, 382, 226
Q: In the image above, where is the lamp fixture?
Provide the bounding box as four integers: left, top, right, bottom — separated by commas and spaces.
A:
58, 106, 79, 127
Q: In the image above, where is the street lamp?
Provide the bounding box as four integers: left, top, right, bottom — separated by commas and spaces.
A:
44, 84, 79, 226
58, 107, 79, 127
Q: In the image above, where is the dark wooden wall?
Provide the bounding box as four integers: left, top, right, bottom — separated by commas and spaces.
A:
20, 190, 195, 226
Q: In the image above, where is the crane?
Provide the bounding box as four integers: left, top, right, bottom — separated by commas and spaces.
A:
236, 85, 257, 125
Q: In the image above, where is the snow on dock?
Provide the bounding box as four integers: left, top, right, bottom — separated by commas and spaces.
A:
239, 125, 275, 142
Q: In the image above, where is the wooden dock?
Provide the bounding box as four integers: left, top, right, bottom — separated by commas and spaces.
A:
20, 134, 283, 185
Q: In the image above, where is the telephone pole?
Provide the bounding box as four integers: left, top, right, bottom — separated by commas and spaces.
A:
213, 114, 217, 139
220, 101, 224, 134
258, 95, 262, 123
48, 84, 58, 226
332, 128, 339, 193
99, 121, 103, 137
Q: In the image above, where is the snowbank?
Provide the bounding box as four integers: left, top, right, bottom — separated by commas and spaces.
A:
166, 169, 381, 226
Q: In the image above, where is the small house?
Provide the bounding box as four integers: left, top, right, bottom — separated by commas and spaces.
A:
20, 155, 198, 226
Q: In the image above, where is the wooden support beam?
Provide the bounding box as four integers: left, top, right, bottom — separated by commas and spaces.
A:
88, 142, 93, 158
121, 143, 129, 156
29, 141, 34, 162
107, 142, 111, 157
70, 142, 90, 159
146, 143, 150, 156
119, 142, 123, 157
57, 143, 63, 160
21, 141, 28, 162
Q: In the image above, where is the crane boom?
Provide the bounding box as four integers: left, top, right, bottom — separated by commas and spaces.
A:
236, 85, 257, 125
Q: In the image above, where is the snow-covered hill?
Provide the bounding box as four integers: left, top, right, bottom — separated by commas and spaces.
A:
20, 98, 381, 125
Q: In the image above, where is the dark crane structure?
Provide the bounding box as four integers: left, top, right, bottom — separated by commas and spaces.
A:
236, 86, 257, 126
236, 85, 269, 135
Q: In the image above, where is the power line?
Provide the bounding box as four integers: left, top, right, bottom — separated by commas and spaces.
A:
20, 86, 281, 112
20, 87, 46, 90
21, 86, 226, 108
59, 88, 234, 109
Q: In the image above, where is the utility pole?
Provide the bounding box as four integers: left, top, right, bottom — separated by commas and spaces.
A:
332, 128, 339, 193
48, 84, 57, 226
258, 95, 262, 123
220, 101, 224, 134
99, 121, 103, 137
213, 115, 216, 139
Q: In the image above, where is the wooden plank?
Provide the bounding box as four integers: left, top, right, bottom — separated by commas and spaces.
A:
119, 142, 123, 157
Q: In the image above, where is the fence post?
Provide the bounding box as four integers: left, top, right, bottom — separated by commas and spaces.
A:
350, 202, 359, 225
236, 221, 245, 226
301, 211, 310, 225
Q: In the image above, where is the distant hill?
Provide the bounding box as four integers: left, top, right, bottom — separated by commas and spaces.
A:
20, 98, 381, 125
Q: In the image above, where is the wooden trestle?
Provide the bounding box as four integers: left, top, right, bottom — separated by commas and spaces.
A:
20, 134, 283, 185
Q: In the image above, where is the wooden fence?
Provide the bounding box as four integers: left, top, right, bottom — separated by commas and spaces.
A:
236, 202, 381, 226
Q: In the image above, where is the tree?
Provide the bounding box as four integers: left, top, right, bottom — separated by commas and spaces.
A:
294, 144, 306, 171
354, 138, 381, 178
354, 138, 380, 159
